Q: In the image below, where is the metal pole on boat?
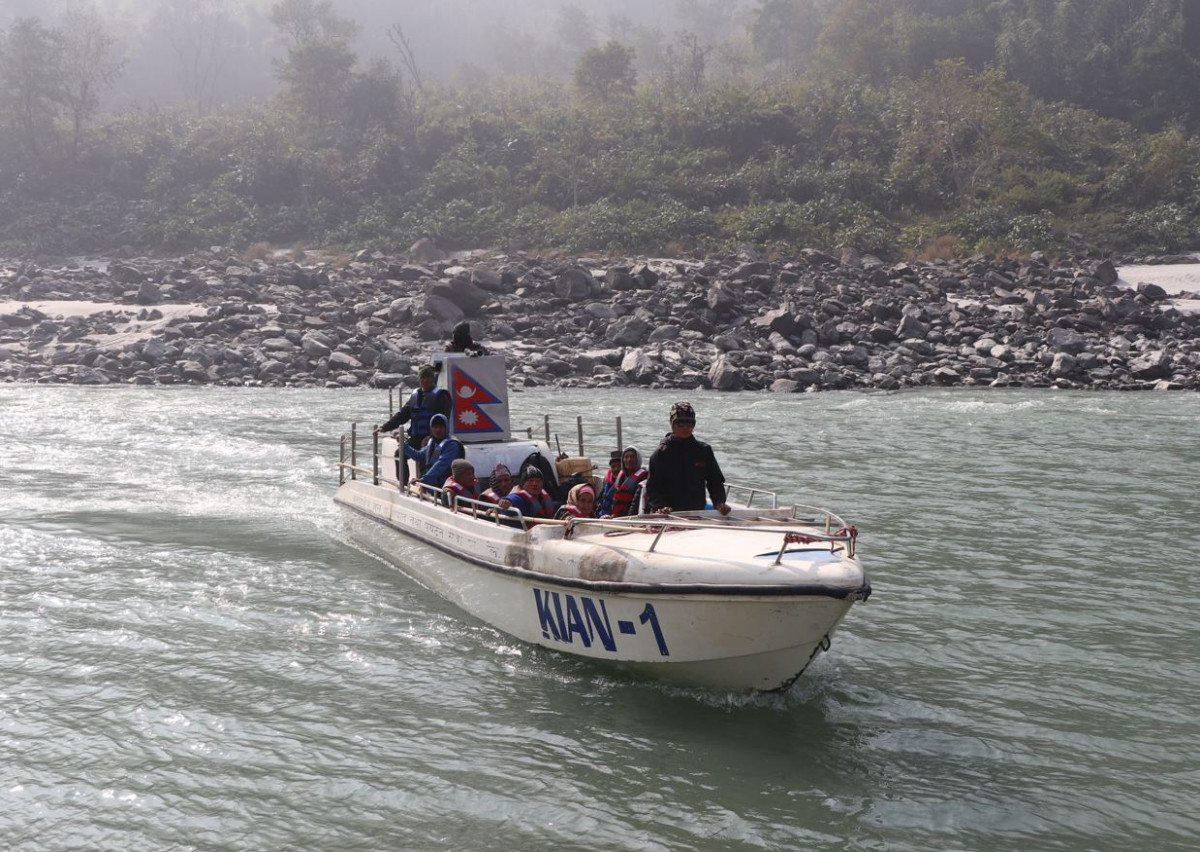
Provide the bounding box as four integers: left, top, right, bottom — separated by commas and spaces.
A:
389, 388, 395, 415
350, 422, 358, 481
339, 435, 345, 485
543, 415, 550, 444
526, 427, 533, 440
615, 416, 622, 453
576, 416, 584, 456
372, 429, 380, 486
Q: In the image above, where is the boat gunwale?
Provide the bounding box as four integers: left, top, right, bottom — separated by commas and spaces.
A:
336, 492, 872, 602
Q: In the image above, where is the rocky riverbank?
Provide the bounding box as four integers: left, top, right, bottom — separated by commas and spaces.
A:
2, 248, 1198, 391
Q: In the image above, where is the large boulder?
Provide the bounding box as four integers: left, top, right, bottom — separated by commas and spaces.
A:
136, 281, 162, 305
606, 315, 652, 347
556, 267, 597, 300
434, 276, 490, 316
1130, 350, 1171, 379
1046, 327, 1088, 354
423, 293, 465, 324
408, 237, 446, 264
707, 354, 744, 391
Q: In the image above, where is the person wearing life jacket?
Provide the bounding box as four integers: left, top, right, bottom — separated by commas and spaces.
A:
596, 450, 621, 516
480, 463, 514, 504
407, 414, 465, 491
442, 459, 481, 509
607, 445, 647, 518
555, 483, 597, 520
375, 364, 452, 449
374, 363, 452, 486
501, 466, 558, 519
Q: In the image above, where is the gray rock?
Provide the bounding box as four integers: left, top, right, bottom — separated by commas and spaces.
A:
708, 354, 744, 391
388, 298, 412, 324
1130, 350, 1171, 379
136, 281, 162, 305
606, 315, 652, 347
556, 268, 596, 300
423, 294, 465, 324
471, 266, 504, 292
329, 351, 363, 370
179, 360, 208, 382
302, 336, 332, 358
1050, 352, 1077, 377
769, 378, 801, 393
1047, 327, 1088, 354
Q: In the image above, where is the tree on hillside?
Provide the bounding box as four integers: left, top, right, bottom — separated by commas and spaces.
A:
58, 7, 124, 155
270, 0, 359, 130
151, 0, 246, 115
573, 41, 636, 101
750, 0, 825, 77
0, 18, 64, 159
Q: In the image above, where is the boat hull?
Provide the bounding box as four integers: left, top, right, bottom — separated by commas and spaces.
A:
336, 479, 865, 691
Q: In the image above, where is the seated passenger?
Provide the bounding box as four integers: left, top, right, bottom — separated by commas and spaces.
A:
606, 446, 647, 518
442, 459, 481, 507
405, 413, 465, 491
480, 464, 514, 504
556, 483, 597, 520
596, 450, 621, 516
500, 466, 558, 519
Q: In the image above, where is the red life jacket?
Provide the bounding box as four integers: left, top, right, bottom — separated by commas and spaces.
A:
556, 504, 592, 520
512, 487, 555, 518
443, 478, 478, 504
480, 488, 510, 504
611, 468, 647, 517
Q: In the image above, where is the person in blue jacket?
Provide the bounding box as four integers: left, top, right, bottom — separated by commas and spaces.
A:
405, 414, 464, 490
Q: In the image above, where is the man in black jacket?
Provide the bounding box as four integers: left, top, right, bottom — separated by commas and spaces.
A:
645, 401, 730, 515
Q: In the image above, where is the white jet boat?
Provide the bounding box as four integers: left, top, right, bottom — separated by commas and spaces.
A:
334, 354, 870, 691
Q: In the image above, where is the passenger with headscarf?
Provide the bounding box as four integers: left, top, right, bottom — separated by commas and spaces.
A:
645, 401, 729, 515
556, 483, 597, 520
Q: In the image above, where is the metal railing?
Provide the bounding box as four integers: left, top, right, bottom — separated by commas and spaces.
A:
725, 483, 779, 509
337, 420, 857, 560
562, 512, 858, 560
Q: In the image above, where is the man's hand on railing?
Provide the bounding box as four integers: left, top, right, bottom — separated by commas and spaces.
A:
715, 502, 731, 515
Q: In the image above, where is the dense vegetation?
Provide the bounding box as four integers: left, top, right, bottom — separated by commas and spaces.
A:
2, 0, 1200, 258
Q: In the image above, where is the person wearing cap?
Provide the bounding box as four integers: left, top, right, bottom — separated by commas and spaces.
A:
442, 459, 481, 508
375, 363, 452, 487
597, 450, 622, 516
645, 402, 730, 515
407, 413, 465, 490
556, 483, 597, 520
375, 363, 452, 450
480, 464, 515, 504
500, 466, 558, 519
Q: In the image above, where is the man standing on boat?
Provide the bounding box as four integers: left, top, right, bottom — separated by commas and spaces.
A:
375, 364, 452, 485
645, 402, 730, 516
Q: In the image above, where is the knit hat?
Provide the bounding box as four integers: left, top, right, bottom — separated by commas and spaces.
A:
451, 459, 473, 477
520, 465, 544, 483
418, 363, 436, 379
430, 413, 448, 432
491, 463, 512, 479
669, 401, 696, 424
608, 450, 622, 464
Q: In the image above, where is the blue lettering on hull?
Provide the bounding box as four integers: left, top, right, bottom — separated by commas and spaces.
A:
532, 589, 668, 656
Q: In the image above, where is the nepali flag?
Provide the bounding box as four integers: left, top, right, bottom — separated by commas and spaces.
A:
449, 362, 505, 434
